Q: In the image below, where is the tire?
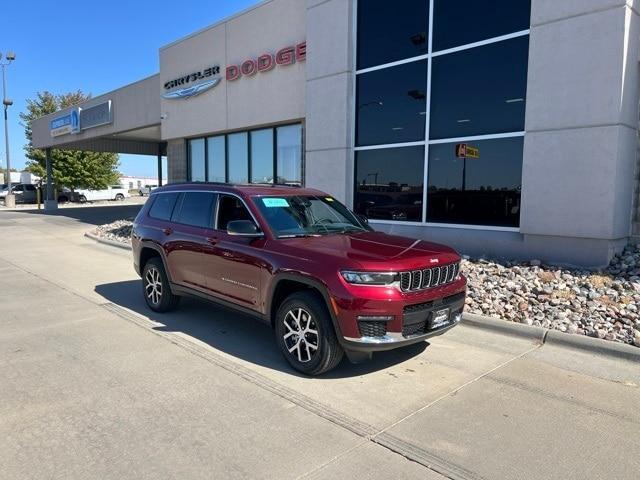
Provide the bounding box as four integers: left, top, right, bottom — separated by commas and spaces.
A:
57, 195, 69, 203
78, 195, 87, 203
142, 257, 180, 312
275, 291, 344, 375
115, 193, 125, 201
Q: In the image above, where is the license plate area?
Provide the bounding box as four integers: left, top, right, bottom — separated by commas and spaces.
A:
428, 308, 451, 330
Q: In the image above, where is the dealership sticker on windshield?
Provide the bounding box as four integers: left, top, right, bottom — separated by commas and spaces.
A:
262, 198, 289, 208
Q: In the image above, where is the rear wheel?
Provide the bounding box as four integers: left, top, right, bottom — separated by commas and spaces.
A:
78, 195, 87, 203
115, 193, 125, 201
142, 257, 180, 312
275, 291, 343, 375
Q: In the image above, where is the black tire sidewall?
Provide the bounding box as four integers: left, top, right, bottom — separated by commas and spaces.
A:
142, 258, 175, 312
275, 292, 338, 375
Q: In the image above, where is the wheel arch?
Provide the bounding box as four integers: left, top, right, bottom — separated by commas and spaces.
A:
138, 242, 173, 283
267, 274, 343, 338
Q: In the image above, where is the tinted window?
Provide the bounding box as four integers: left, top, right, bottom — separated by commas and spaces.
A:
25, 185, 36, 191
427, 137, 523, 227
356, 60, 428, 146
357, 0, 428, 69
217, 195, 253, 231
173, 192, 216, 228
433, 0, 531, 52
430, 37, 529, 139
251, 129, 274, 183
228, 133, 248, 184
189, 138, 206, 182
355, 146, 424, 222
207, 136, 226, 182
276, 125, 302, 185
149, 192, 180, 221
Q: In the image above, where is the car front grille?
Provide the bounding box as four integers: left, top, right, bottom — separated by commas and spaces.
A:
399, 262, 460, 292
358, 321, 387, 338
402, 320, 427, 337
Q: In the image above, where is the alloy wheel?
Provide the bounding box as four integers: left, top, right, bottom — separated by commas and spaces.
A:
282, 308, 319, 363
145, 267, 163, 305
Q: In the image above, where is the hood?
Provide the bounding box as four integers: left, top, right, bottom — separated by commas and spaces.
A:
274, 231, 459, 271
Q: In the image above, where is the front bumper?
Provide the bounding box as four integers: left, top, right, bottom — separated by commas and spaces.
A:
340, 291, 465, 352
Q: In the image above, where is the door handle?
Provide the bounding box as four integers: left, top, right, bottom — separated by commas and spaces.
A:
163, 227, 173, 236
206, 237, 219, 245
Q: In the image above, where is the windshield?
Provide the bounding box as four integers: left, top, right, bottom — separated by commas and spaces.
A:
254, 195, 368, 238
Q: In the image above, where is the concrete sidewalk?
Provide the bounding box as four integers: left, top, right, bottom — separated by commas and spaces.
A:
1, 208, 638, 479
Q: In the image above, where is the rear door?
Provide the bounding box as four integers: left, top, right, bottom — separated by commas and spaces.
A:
164, 191, 217, 292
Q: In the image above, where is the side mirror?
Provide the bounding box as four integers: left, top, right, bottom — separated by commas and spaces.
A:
227, 219, 263, 237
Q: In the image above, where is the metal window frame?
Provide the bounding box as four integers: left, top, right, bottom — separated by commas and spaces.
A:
351, 0, 530, 231
185, 121, 304, 186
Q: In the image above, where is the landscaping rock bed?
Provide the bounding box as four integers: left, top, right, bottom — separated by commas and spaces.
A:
91, 219, 640, 347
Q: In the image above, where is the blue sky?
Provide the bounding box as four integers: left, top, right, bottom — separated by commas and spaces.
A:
1, 0, 258, 177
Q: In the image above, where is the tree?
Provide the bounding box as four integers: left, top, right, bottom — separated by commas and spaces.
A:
20, 91, 120, 190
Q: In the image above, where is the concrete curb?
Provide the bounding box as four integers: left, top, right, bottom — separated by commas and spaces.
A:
462, 313, 546, 344
462, 313, 640, 361
84, 231, 132, 251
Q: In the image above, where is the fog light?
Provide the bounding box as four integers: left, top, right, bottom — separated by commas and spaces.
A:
357, 315, 394, 322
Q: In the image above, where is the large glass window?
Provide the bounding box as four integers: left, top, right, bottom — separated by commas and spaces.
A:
430, 37, 529, 139
207, 136, 226, 183
188, 138, 205, 182
276, 124, 302, 185
228, 132, 249, 184
433, 0, 531, 52
188, 124, 303, 186
357, 0, 428, 70
427, 138, 523, 227
250, 129, 274, 183
354, 146, 424, 222
356, 60, 428, 147
354, 1, 530, 228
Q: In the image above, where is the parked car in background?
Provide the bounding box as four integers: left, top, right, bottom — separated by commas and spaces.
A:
73, 185, 130, 203
138, 185, 158, 196
0, 183, 38, 203
132, 183, 467, 375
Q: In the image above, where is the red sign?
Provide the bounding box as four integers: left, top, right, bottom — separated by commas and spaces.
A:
226, 41, 306, 81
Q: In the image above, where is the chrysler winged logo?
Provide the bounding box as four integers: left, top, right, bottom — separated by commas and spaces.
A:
163, 66, 221, 100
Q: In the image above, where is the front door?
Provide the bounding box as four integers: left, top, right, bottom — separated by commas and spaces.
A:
202, 194, 265, 309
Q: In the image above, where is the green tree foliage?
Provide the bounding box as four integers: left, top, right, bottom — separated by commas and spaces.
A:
20, 91, 120, 190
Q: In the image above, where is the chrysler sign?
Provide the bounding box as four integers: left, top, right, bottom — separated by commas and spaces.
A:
163, 66, 222, 99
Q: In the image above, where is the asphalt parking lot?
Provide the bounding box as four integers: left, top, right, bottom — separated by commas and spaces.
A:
1, 206, 639, 480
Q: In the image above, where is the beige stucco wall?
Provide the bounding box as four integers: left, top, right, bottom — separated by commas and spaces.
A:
159, 0, 306, 141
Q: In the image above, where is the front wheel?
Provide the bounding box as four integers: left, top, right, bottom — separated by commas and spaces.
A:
115, 193, 125, 201
142, 257, 180, 312
275, 291, 343, 375
78, 195, 87, 203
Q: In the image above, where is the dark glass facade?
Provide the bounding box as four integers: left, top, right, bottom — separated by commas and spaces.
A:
355, 1, 531, 227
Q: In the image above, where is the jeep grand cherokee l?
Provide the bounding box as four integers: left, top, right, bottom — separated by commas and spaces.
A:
132, 183, 467, 375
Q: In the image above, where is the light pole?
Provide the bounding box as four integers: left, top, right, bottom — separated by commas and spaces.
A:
1, 52, 16, 207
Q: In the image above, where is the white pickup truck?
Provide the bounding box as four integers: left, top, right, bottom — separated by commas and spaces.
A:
74, 185, 130, 203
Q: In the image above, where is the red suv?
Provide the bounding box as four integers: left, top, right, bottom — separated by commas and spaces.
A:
132, 183, 466, 375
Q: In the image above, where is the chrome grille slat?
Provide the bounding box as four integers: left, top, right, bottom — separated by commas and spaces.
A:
399, 262, 460, 292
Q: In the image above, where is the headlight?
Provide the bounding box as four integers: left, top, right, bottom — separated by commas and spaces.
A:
341, 271, 399, 286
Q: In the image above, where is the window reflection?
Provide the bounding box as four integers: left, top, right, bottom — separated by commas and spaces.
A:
250, 129, 274, 183
430, 37, 529, 139
355, 146, 424, 222
188, 138, 205, 182
207, 136, 225, 182
357, 0, 428, 70
427, 137, 523, 227
433, 0, 531, 51
277, 124, 302, 185
356, 60, 428, 146
228, 132, 248, 184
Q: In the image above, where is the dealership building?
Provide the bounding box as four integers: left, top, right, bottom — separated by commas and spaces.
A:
32, 0, 640, 267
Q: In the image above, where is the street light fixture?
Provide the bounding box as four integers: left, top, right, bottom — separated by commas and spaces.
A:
1, 51, 16, 207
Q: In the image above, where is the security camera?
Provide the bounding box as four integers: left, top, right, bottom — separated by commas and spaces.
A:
160, 113, 168, 120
